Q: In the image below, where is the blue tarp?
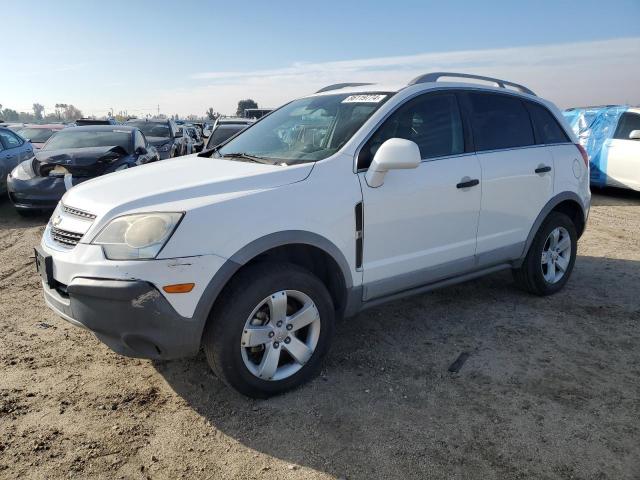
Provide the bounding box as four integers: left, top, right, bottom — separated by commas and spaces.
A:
563, 106, 627, 187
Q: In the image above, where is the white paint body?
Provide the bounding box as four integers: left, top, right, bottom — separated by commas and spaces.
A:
606, 108, 640, 191
40, 80, 591, 318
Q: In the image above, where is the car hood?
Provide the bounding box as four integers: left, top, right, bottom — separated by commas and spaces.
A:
62, 153, 314, 220
146, 136, 172, 146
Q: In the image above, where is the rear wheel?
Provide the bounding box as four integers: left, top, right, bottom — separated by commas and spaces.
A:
203, 262, 335, 398
513, 212, 577, 295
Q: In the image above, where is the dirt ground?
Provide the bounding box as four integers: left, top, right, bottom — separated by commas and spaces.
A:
1, 189, 639, 480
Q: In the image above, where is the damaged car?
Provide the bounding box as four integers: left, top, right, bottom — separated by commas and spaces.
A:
125, 119, 188, 159
7, 125, 159, 214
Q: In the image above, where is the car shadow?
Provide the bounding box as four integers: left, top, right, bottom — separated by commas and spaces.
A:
591, 186, 640, 207
0, 195, 52, 229
155, 255, 640, 479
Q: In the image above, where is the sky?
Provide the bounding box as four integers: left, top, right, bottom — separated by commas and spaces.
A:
1, 0, 639, 118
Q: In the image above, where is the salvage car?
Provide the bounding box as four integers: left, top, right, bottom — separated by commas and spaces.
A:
125, 119, 188, 159
35, 73, 590, 398
7, 125, 158, 213
186, 126, 204, 152
205, 117, 254, 149
564, 105, 640, 191
1, 127, 34, 194
15, 124, 65, 150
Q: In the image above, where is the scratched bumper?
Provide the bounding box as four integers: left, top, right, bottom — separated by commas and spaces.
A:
43, 277, 202, 359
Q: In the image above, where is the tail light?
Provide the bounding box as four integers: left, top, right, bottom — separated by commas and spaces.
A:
575, 144, 589, 168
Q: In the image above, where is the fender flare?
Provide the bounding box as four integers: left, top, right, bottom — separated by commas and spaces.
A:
190, 231, 353, 337
519, 191, 587, 263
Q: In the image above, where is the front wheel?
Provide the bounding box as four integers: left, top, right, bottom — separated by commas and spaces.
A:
203, 262, 335, 398
513, 212, 577, 296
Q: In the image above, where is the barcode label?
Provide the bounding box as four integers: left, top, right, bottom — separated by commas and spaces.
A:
342, 94, 387, 104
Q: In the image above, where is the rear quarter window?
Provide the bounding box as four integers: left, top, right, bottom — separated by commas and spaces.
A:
525, 101, 570, 144
614, 112, 640, 140
467, 92, 535, 152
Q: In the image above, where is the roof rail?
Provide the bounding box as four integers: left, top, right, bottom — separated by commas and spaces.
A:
564, 104, 621, 111
408, 72, 536, 96
316, 83, 373, 94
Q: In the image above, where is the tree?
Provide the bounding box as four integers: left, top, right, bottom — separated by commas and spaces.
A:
62, 104, 83, 122
33, 103, 45, 121
206, 107, 219, 120
236, 99, 258, 117
55, 103, 68, 121
2, 108, 19, 121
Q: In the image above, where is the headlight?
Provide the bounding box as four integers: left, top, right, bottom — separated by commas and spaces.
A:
92, 212, 183, 260
157, 143, 171, 152
11, 159, 36, 180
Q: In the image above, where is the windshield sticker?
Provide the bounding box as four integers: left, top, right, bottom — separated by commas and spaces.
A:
342, 94, 387, 104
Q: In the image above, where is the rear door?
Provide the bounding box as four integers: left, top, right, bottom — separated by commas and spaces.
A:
0, 129, 32, 172
462, 92, 554, 265
607, 111, 640, 190
359, 92, 481, 300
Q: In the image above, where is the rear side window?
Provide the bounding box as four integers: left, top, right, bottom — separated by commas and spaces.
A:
525, 101, 570, 144
0, 129, 24, 149
614, 112, 640, 140
467, 92, 534, 151
359, 93, 464, 169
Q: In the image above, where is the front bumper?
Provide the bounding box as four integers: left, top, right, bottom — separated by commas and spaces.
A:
39, 234, 229, 359
7, 175, 69, 210
43, 277, 202, 359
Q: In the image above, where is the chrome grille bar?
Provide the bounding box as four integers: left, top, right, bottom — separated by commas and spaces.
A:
61, 204, 97, 220
50, 226, 84, 247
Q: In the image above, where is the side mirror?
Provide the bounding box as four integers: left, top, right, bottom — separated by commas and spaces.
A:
135, 146, 147, 155
365, 138, 421, 188
629, 130, 640, 140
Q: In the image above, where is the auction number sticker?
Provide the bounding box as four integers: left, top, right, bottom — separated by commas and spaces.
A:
342, 94, 387, 103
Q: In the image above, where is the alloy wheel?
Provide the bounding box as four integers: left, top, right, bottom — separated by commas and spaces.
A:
240, 290, 321, 381
541, 226, 571, 284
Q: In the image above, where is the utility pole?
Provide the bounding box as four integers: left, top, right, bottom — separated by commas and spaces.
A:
157, 104, 160, 116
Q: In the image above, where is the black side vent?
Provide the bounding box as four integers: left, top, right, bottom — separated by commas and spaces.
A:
355, 202, 363, 269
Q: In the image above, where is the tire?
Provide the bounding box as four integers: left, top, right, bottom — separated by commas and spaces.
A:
203, 262, 335, 398
513, 211, 577, 296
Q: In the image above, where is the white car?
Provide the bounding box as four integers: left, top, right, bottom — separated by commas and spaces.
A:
564, 106, 640, 192
36, 72, 590, 397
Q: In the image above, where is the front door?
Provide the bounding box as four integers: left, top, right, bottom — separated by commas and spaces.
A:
358, 92, 481, 301
607, 111, 640, 190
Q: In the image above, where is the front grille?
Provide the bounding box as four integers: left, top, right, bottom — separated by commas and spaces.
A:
50, 226, 83, 247
62, 204, 96, 220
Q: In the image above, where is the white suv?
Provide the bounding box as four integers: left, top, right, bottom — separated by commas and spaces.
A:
36, 72, 590, 397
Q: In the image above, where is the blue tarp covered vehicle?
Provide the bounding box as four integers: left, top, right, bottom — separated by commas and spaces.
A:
563, 106, 628, 188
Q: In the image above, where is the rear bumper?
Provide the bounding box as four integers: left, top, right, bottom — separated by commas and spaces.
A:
43, 277, 203, 359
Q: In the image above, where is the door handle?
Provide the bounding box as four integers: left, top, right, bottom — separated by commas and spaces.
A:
535, 165, 552, 174
456, 178, 480, 189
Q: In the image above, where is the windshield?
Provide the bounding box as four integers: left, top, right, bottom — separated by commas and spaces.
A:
208, 125, 245, 148
127, 122, 170, 138
218, 93, 391, 163
43, 130, 132, 152
17, 127, 57, 143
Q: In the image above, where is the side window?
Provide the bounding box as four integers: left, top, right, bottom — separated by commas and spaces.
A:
614, 112, 640, 140
467, 92, 534, 151
358, 93, 464, 169
134, 131, 146, 150
525, 101, 570, 144
0, 129, 24, 149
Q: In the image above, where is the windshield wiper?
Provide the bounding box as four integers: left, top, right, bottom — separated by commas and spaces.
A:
220, 152, 275, 165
